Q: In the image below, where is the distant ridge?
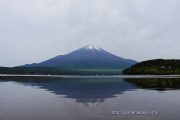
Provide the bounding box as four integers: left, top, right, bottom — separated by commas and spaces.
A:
24, 45, 137, 69
123, 59, 180, 75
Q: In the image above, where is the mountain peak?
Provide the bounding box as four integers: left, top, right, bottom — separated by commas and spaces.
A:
83, 45, 101, 51
23, 45, 137, 69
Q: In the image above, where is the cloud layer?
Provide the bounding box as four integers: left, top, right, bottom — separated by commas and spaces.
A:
0, 0, 180, 67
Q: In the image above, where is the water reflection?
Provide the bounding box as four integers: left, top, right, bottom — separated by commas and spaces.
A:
0, 77, 136, 107
124, 78, 180, 91
1, 77, 180, 120
0, 77, 180, 107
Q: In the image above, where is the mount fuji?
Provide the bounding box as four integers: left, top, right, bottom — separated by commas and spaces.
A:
24, 45, 137, 69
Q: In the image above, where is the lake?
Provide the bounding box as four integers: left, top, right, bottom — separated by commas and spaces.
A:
0, 76, 180, 120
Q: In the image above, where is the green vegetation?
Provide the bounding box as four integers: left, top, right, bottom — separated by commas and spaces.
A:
0, 67, 122, 75
123, 59, 180, 75
72, 68, 123, 72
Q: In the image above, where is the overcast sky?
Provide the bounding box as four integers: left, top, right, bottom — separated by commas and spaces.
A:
0, 0, 180, 67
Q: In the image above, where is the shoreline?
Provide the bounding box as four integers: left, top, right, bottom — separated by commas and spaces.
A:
0, 74, 180, 79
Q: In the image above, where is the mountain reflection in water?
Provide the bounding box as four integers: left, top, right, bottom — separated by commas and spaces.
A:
1, 77, 180, 107
10, 78, 136, 107
1, 77, 180, 120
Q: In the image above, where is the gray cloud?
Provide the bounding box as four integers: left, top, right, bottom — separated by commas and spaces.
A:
0, 0, 180, 67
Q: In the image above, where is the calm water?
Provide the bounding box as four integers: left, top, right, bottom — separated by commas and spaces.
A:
0, 77, 180, 120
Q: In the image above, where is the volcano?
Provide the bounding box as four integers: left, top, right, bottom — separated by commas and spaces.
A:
24, 45, 137, 69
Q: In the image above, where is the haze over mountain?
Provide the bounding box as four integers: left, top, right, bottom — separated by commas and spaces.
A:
24, 45, 137, 69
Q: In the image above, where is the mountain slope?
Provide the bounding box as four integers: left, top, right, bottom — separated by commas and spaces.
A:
24, 45, 137, 69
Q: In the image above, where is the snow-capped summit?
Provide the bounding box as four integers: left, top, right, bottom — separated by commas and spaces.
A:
83, 45, 101, 51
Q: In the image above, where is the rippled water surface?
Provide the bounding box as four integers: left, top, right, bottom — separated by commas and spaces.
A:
0, 77, 180, 120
